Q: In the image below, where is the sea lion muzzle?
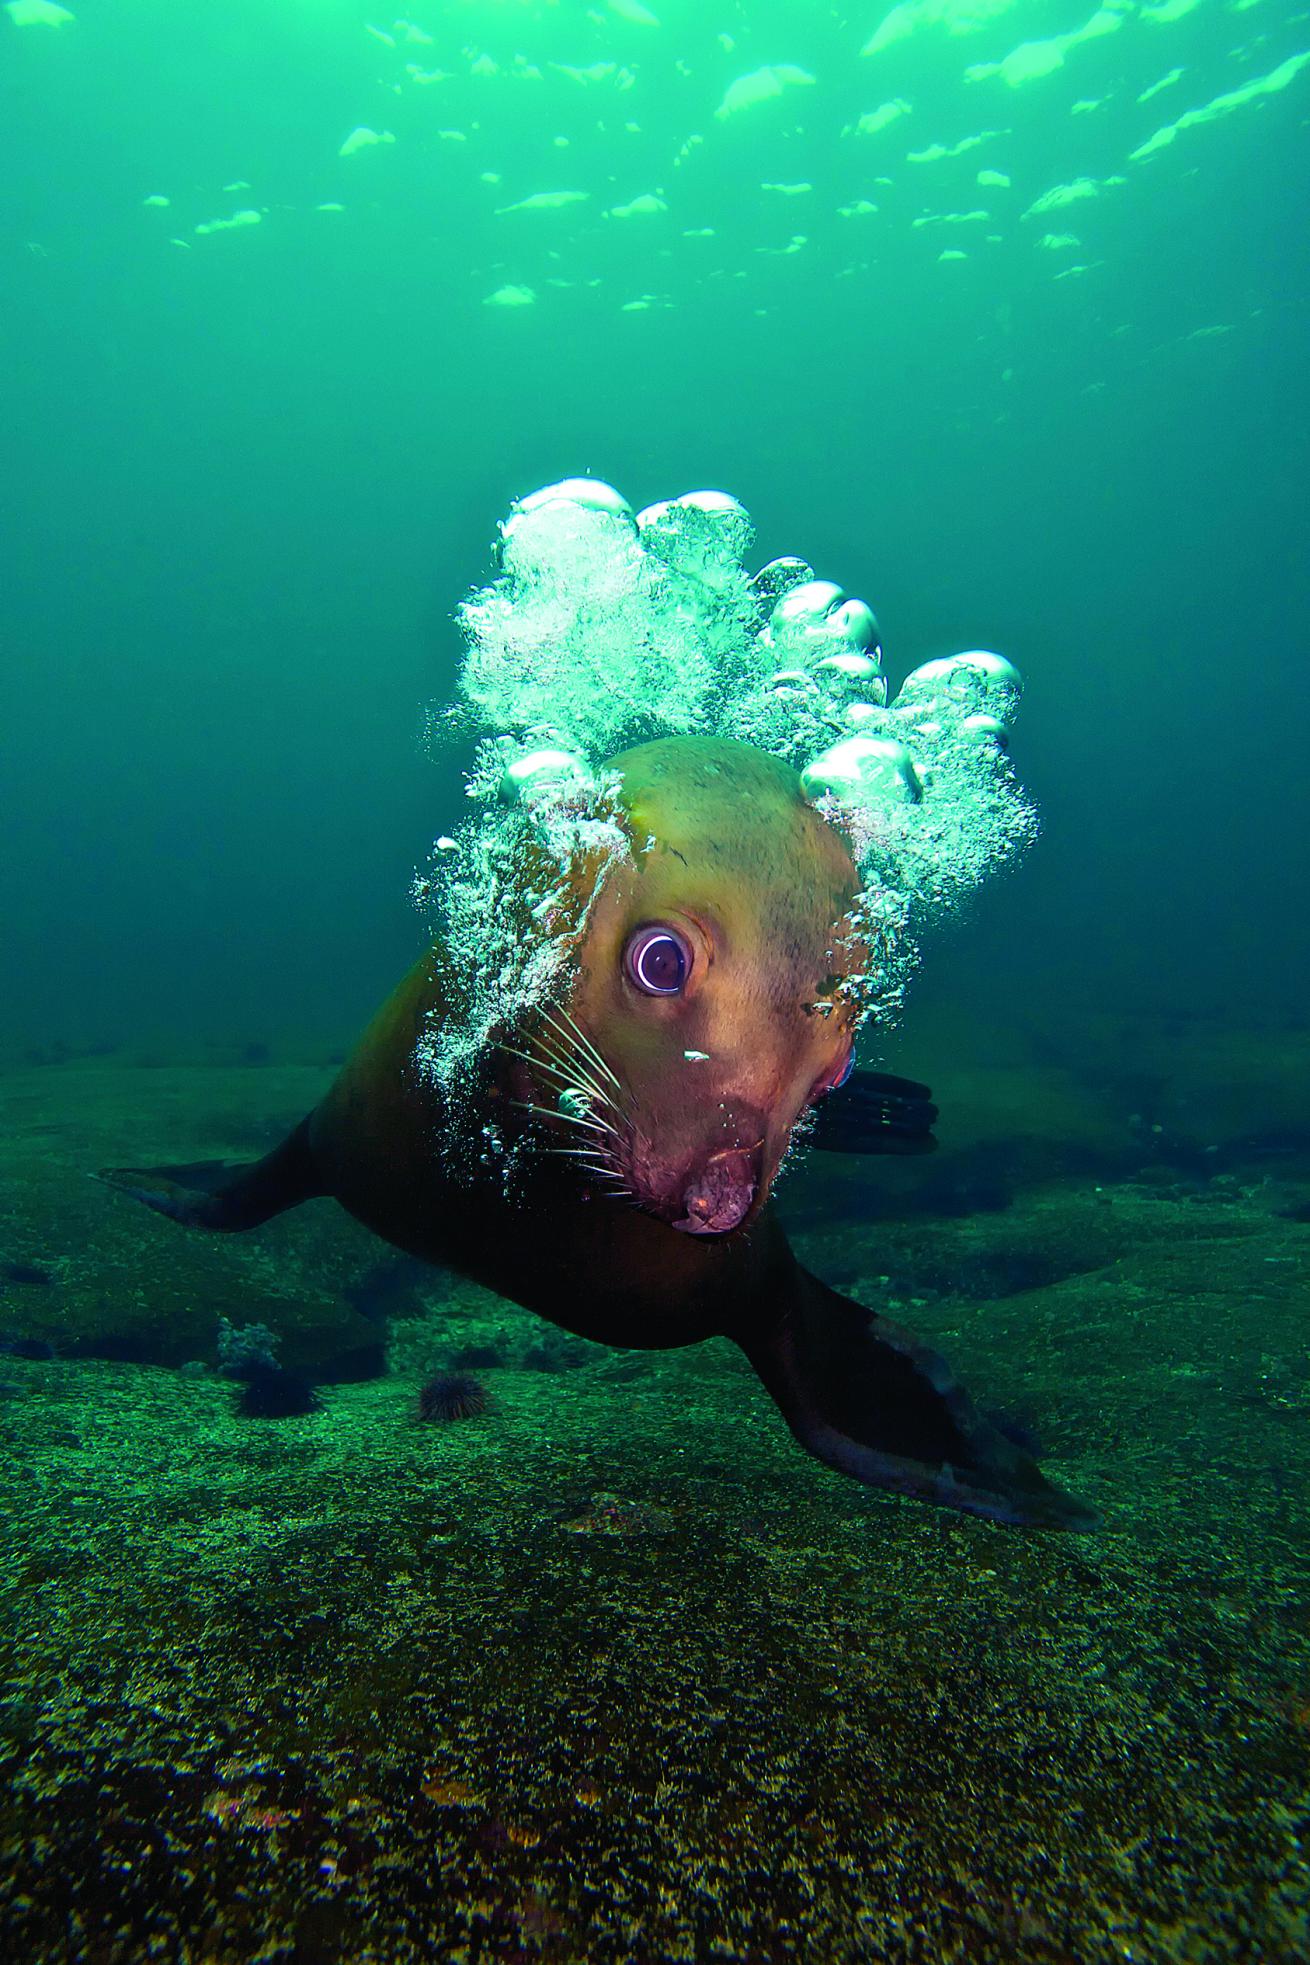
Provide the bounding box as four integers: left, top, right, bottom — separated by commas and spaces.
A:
672, 1144, 762, 1236
592, 1072, 773, 1235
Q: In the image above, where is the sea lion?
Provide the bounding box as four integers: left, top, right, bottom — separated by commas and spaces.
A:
104, 732, 1098, 1532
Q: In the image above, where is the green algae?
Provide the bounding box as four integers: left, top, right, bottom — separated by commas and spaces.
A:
1, 1050, 1307, 1960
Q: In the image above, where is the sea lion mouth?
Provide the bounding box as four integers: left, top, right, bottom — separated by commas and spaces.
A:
670, 1145, 761, 1237
512, 1009, 780, 1235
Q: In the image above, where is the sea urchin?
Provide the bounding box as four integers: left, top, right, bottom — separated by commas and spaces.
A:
418, 1371, 488, 1424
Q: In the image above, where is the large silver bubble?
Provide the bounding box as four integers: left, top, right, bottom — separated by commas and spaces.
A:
766, 580, 883, 663
894, 650, 1022, 725
814, 652, 885, 696
637, 490, 753, 588
749, 556, 815, 619
500, 480, 640, 586
512, 478, 634, 522
800, 734, 923, 807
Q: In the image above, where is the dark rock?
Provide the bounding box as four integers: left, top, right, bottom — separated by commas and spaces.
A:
451, 1342, 502, 1369
236, 1361, 321, 1419
343, 1256, 431, 1324
2, 1261, 54, 1286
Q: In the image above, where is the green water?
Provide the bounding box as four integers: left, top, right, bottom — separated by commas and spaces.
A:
2, 5, 1308, 1960
4, 0, 1308, 1053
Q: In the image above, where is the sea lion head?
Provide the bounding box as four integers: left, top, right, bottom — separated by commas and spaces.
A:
538, 734, 866, 1236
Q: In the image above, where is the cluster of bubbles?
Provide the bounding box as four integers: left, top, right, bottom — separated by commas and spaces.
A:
414, 768, 634, 1105
420, 477, 1035, 1094
456, 477, 757, 768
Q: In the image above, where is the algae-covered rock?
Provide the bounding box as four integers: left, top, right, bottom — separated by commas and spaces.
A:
1, 1052, 1308, 1959
0, 1064, 388, 1378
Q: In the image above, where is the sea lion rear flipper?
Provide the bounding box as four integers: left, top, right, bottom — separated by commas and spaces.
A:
810, 1070, 938, 1156
734, 1270, 1099, 1531
98, 1117, 324, 1232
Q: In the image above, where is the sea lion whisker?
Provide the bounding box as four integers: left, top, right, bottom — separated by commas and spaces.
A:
557, 1006, 616, 1084
521, 1021, 592, 1075
549, 1005, 624, 1094
521, 1031, 615, 1111
532, 1078, 635, 1151
500, 1040, 602, 1100
578, 1165, 631, 1189
547, 1146, 615, 1168
575, 1167, 630, 1196
539, 1003, 622, 1093
555, 1140, 622, 1173
536, 1050, 610, 1110
556, 1136, 619, 1161
534, 1019, 604, 1094
526, 1056, 608, 1108
527, 1039, 634, 1138
535, 1013, 637, 1132
517, 1101, 623, 1142
502, 1042, 623, 1128
518, 1100, 608, 1131
549, 1148, 626, 1192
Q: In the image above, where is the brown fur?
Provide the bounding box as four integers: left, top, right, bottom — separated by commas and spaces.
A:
105, 735, 1098, 1528
311, 736, 861, 1345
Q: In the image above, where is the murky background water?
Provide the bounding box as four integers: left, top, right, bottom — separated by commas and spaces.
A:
4, 0, 1307, 1059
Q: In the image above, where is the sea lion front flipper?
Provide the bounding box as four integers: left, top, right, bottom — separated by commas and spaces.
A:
810, 1070, 938, 1156
99, 1117, 324, 1232
734, 1270, 1099, 1531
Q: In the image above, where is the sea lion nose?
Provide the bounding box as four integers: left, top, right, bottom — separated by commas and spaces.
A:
674, 1145, 762, 1237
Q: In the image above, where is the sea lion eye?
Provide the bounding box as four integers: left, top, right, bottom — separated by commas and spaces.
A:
623, 924, 692, 996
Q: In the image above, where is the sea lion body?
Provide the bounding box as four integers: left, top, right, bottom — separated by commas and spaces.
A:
310, 944, 797, 1353
105, 736, 1098, 1530
311, 737, 856, 1349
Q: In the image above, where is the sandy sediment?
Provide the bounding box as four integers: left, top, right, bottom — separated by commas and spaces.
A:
0, 1051, 1307, 1961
